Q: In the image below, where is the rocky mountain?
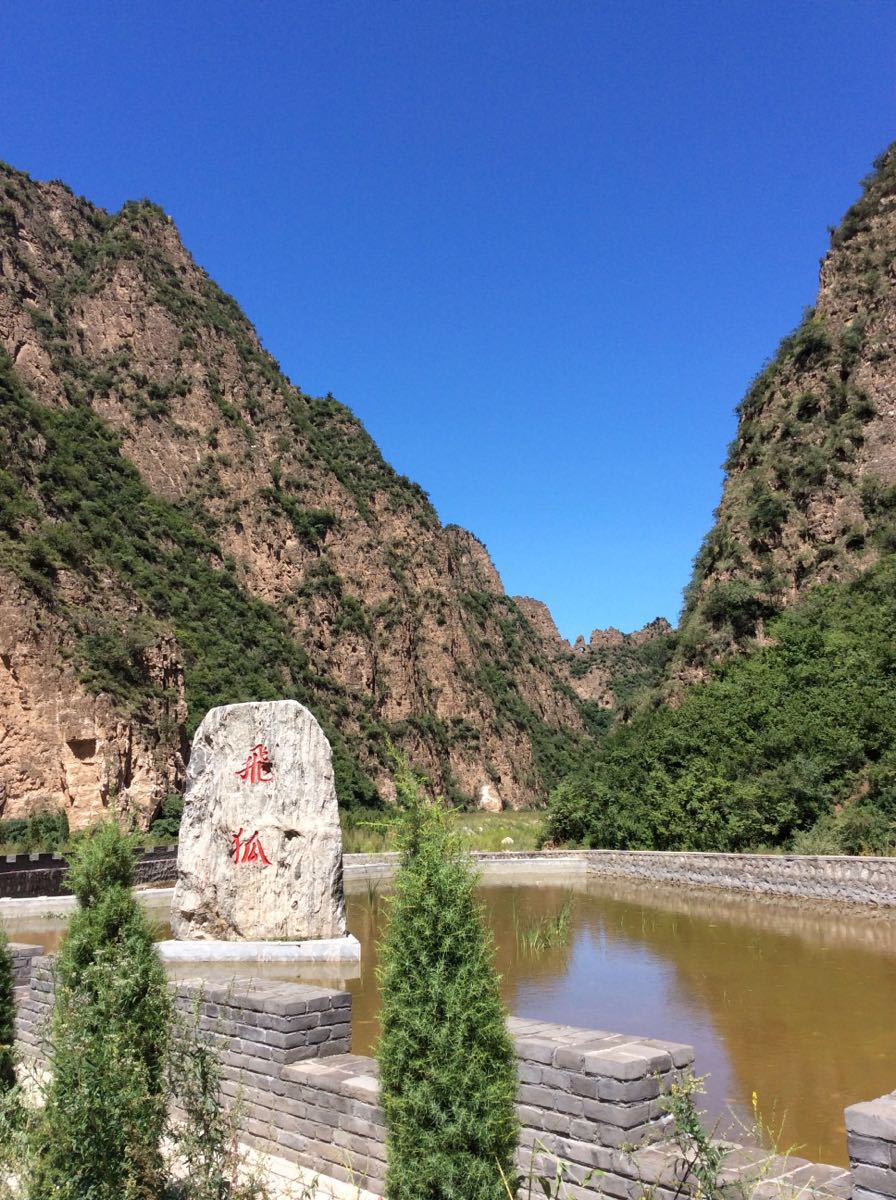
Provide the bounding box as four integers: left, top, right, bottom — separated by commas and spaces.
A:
0, 162, 597, 827
676, 145, 896, 672
513, 599, 673, 717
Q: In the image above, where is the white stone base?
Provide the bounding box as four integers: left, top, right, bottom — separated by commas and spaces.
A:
156, 934, 361, 963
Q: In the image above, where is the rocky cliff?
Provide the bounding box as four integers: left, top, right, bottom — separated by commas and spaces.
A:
0, 163, 592, 826
512, 598, 673, 715
677, 145, 896, 671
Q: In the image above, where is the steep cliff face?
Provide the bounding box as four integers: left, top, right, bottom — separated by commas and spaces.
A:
512, 598, 673, 715
677, 146, 896, 670
0, 163, 589, 825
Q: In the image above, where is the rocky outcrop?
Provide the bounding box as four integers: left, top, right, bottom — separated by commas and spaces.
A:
513, 597, 675, 712
0, 572, 186, 824
172, 701, 346, 942
568, 618, 674, 709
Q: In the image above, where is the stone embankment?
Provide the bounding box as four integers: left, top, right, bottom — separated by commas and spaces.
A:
0, 845, 177, 899
4, 846, 896, 909
12, 947, 888, 1200
347, 849, 896, 907
581, 850, 896, 907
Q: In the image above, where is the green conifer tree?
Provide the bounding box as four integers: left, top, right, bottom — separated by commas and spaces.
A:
0, 925, 15, 1092
30, 823, 171, 1200
377, 759, 519, 1200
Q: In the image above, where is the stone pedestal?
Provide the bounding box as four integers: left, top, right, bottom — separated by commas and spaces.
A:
170, 700, 351, 952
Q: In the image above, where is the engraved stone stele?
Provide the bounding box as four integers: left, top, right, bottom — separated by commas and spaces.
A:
168, 700, 350, 948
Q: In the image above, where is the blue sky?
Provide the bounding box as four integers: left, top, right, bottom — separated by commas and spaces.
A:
2, 2, 894, 640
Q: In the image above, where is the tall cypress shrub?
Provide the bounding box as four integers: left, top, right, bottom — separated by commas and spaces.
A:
377, 760, 519, 1200
0, 925, 15, 1092
30, 823, 171, 1200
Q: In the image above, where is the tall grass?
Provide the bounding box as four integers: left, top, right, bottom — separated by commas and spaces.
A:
512, 896, 574, 954
340, 809, 545, 855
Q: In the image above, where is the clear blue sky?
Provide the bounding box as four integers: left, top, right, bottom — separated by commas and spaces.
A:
2, 2, 894, 640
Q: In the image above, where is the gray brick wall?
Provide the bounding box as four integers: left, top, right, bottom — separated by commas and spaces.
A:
11, 955, 883, 1198
8, 942, 43, 988
0, 846, 177, 899
847, 1091, 896, 1200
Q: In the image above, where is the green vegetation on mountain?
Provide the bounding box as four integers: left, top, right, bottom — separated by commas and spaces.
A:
547, 553, 896, 854
0, 351, 378, 806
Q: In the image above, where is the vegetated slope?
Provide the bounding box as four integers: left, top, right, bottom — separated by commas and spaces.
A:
546, 146, 896, 855
546, 555, 896, 853
0, 163, 593, 826
676, 145, 896, 672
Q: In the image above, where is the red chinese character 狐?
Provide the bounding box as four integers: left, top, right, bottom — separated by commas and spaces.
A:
230, 827, 271, 866
235, 743, 273, 785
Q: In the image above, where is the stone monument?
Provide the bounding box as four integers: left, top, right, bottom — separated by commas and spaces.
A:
160, 700, 358, 962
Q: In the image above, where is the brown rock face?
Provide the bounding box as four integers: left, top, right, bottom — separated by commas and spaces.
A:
0, 573, 186, 824
0, 163, 591, 825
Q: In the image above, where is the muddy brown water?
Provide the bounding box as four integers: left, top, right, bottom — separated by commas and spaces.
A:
7, 872, 896, 1167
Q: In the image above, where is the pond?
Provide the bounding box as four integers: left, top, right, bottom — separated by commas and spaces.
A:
6, 868, 896, 1168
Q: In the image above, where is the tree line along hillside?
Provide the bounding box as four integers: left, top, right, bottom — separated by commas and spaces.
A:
547, 551, 896, 854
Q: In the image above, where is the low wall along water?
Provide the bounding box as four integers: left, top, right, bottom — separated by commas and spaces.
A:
4, 846, 896, 908
0, 845, 177, 899
10, 945, 894, 1199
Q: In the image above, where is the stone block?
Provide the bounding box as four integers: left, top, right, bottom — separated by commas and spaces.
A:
582, 1045, 671, 1080
847, 1095, 896, 1144
852, 1164, 896, 1198
517, 1083, 557, 1109
515, 1037, 559, 1065
597, 1075, 662, 1103
848, 1135, 894, 1167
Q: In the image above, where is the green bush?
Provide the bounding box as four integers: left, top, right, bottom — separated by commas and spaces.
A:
701, 579, 769, 640
542, 776, 601, 845
149, 793, 184, 841
0, 809, 69, 852
377, 759, 519, 1199
29, 824, 171, 1200
747, 488, 788, 539
0, 926, 14, 1093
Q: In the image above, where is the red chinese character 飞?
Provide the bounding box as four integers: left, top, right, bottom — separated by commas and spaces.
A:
230, 827, 271, 866
235, 743, 273, 785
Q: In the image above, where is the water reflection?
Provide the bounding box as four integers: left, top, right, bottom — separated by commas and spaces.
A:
6, 872, 896, 1166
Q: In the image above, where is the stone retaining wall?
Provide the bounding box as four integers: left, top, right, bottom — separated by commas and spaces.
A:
12, 953, 872, 1199
9, 941, 42, 988
0, 846, 177, 899
6, 846, 896, 909
347, 849, 896, 908
847, 1091, 896, 1200
581, 850, 896, 907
